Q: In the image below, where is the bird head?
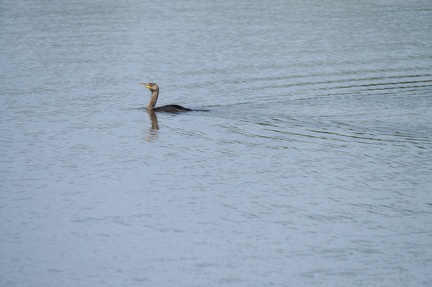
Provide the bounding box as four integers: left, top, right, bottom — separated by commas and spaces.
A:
140, 82, 159, 91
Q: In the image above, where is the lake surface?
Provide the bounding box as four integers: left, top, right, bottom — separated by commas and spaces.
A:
1, 0, 432, 286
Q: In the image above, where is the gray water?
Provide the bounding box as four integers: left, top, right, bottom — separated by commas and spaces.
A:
1, 0, 432, 286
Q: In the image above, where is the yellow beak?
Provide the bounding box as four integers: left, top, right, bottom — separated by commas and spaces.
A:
140, 83, 151, 89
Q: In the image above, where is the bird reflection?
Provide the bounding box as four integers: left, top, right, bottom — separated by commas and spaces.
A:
147, 109, 159, 130
144, 109, 159, 142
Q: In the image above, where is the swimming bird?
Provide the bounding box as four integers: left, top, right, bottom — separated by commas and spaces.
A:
140, 82, 192, 113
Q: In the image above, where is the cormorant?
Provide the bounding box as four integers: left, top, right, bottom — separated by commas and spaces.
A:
140, 83, 192, 113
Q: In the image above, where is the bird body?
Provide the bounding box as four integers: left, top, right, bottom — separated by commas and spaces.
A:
153, 104, 191, 113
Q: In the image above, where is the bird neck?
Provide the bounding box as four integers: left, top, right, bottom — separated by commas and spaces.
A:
147, 90, 159, 110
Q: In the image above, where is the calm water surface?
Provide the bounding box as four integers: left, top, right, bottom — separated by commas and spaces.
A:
1, 0, 432, 286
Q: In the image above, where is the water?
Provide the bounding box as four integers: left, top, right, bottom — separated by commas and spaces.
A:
1, 0, 432, 286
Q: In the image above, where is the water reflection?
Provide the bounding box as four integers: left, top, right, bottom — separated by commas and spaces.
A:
145, 109, 159, 142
